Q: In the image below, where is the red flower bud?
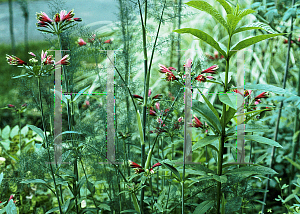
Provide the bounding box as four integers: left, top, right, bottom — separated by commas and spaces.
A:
7, 104, 15, 108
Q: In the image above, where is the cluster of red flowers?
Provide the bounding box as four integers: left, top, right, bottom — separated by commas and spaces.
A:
233, 89, 270, 111
194, 65, 218, 83
190, 115, 204, 128
36, 10, 81, 35
128, 160, 161, 174
159, 64, 177, 81
77, 34, 113, 46
205, 51, 224, 60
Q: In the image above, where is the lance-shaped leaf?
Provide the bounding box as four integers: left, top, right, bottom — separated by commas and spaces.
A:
27, 125, 45, 142
173, 28, 227, 59
186, 1, 229, 32
245, 135, 282, 148
237, 9, 256, 19
225, 165, 277, 177
218, 92, 243, 110
193, 200, 215, 214
192, 100, 222, 134
196, 88, 219, 118
193, 135, 220, 151
160, 161, 181, 181
227, 14, 241, 35
215, 0, 233, 14
229, 33, 284, 58
245, 83, 295, 95
73, 86, 90, 102
234, 22, 277, 34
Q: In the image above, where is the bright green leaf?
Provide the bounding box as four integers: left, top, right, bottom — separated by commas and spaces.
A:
186, 1, 229, 32
245, 135, 282, 148
215, 0, 233, 14
192, 135, 220, 151
218, 92, 243, 110
173, 28, 227, 59
2, 126, 10, 140
10, 125, 19, 139
230, 33, 284, 58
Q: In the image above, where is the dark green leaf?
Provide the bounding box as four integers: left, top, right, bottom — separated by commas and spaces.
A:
161, 161, 181, 181
196, 88, 219, 118
193, 200, 214, 214
192, 100, 222, 134
20, 179, 47, 184
221, 106, 236, 127
225, 165, 278, 177
186, 1, 228, 31
229, 34, 284, 58
192, 135, 220, 151
225, 197, 242, 213
245, 135, 282, 148
173, 28, 227, 58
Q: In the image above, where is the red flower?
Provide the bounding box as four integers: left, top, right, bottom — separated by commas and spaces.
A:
104, 39, 112, 44
214, 51, 219, 59
37, 12, 53, 23
128, 160, 145, 174
152, 94, 162, 99
54, 13, 60, 22
133, 94, 143, 99
165, 72, 177, 81
61, 10, 75, 22
195, 74, 206, 82
233, 89, 243, 96
191, 116, 203, 128
159, 64, 171, 73
78, 38, 86, 46
244, 90, 251, 97
150, 162, 162, 174
255, 92, 268, 100
73, 18, 82, 22
6, 55, 27, 65
201, 65, 218, 74
7, 104, 15, 108
55, 55, 70, 65
169, 67, 176, 71
149, 110, 156, 116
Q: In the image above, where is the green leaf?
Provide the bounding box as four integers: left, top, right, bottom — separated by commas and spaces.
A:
6, 199, 17, 214
225, 165, 278, 177
51, 89, 68, 105
45, 207, 59, 214
9, 125, 19, 139
136, 110, 144, 146
27, 125, 45, 142
193, 200, 214, 214
120, 210, 139, 214
173, 28, 227, 59
186, 1, 228, 32
0, 172, 3, 185
215, 0, 233, 14
20, 179, 47, 184
227, 14, 241, 35
192, 135, 220, 151
192, 100, 222, 134
2, 125, 10, 140
229, 33, 284, 58
237, 9, 256, 19
20, 125, 28, 136
218, 92, 243, 110
73, 86, 90, 102
245, 135, 282, 148
196, 88, 219, 118
53, 131, 82, 142
161, 161, 181, 181
221, 106, 236, 127
284, 156, 300, 170
225, 197, 242, 213
245, 83, 295, 95
234, 24, 274, 34
98, 203, 111, 211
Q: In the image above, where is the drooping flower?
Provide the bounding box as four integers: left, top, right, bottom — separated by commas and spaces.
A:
21, 103, 27, 107
104, 39, 112, 44
190, 116, 203, 128
148, 89, 152, 97
152, 94, 162, 99
6, 55, 27, 65
128, 160, 144, 174
195, 74, 206, 82
255, 92, 268, 100
178, 117, 183, 123
132, 94, 143, 99
159, 64, 171, 73
201, 65, 218, 74
149, 162, 162, 174
61, 9, 75, 22
73, 18, 82, 22
149, 110, 156, 116
254, 99, 261, 105
169, 67, 176, 71
78, 38, 86, 46
165, 72, 177, 81
55, 55, 70, 65
28, 52, 36, 57
155, 102, 160, 110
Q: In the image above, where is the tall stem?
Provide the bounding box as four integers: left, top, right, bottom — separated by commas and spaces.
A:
38, 77, 63, 214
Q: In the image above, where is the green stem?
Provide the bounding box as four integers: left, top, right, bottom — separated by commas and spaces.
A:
38, 77, 63, 214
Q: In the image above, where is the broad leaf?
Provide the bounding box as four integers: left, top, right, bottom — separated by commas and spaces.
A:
6, 200, 17, 214
192, 100, 222, 134
225, 165, 278, 177
193, 200, 214, 214
193, 135, 220, 151
27, 125, 45, 142
227, 14, 241, 35
186, 1, 229, 32
229, 33, 284, 58
245, 135, 282, 148
218, 92, 243, 110
173, 28, 227, 58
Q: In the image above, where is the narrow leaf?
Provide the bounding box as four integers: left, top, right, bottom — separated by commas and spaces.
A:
73, 86, 90, 102
245, 83, 295, 95
173, 28, 227, 58
229, 33, 284, 58
215, 0, 233, 14
245, 135, 282, 148
225, 165, 278, 177
20, 179, 47, 184
234, 22, 277, 34
192, 135, 220, 151
161, 162, 181, 181
27, 125, 45, 142
196, 88, 219, 118
284, 156, 300, 170
237, 9, 256, 19
186, 1, 229, 32
192, 100, 222, 134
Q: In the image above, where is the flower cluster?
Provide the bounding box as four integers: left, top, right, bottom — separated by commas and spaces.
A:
233, 89, 270, 111
6, 51, 70, 77
77, 34, 114, 47
189, 115, 204, 128
36, 10, 81, 35
194, 65, 218, 83
128, 160, 161, 174
3, 103, 27, 113
159, 64, 177, 81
